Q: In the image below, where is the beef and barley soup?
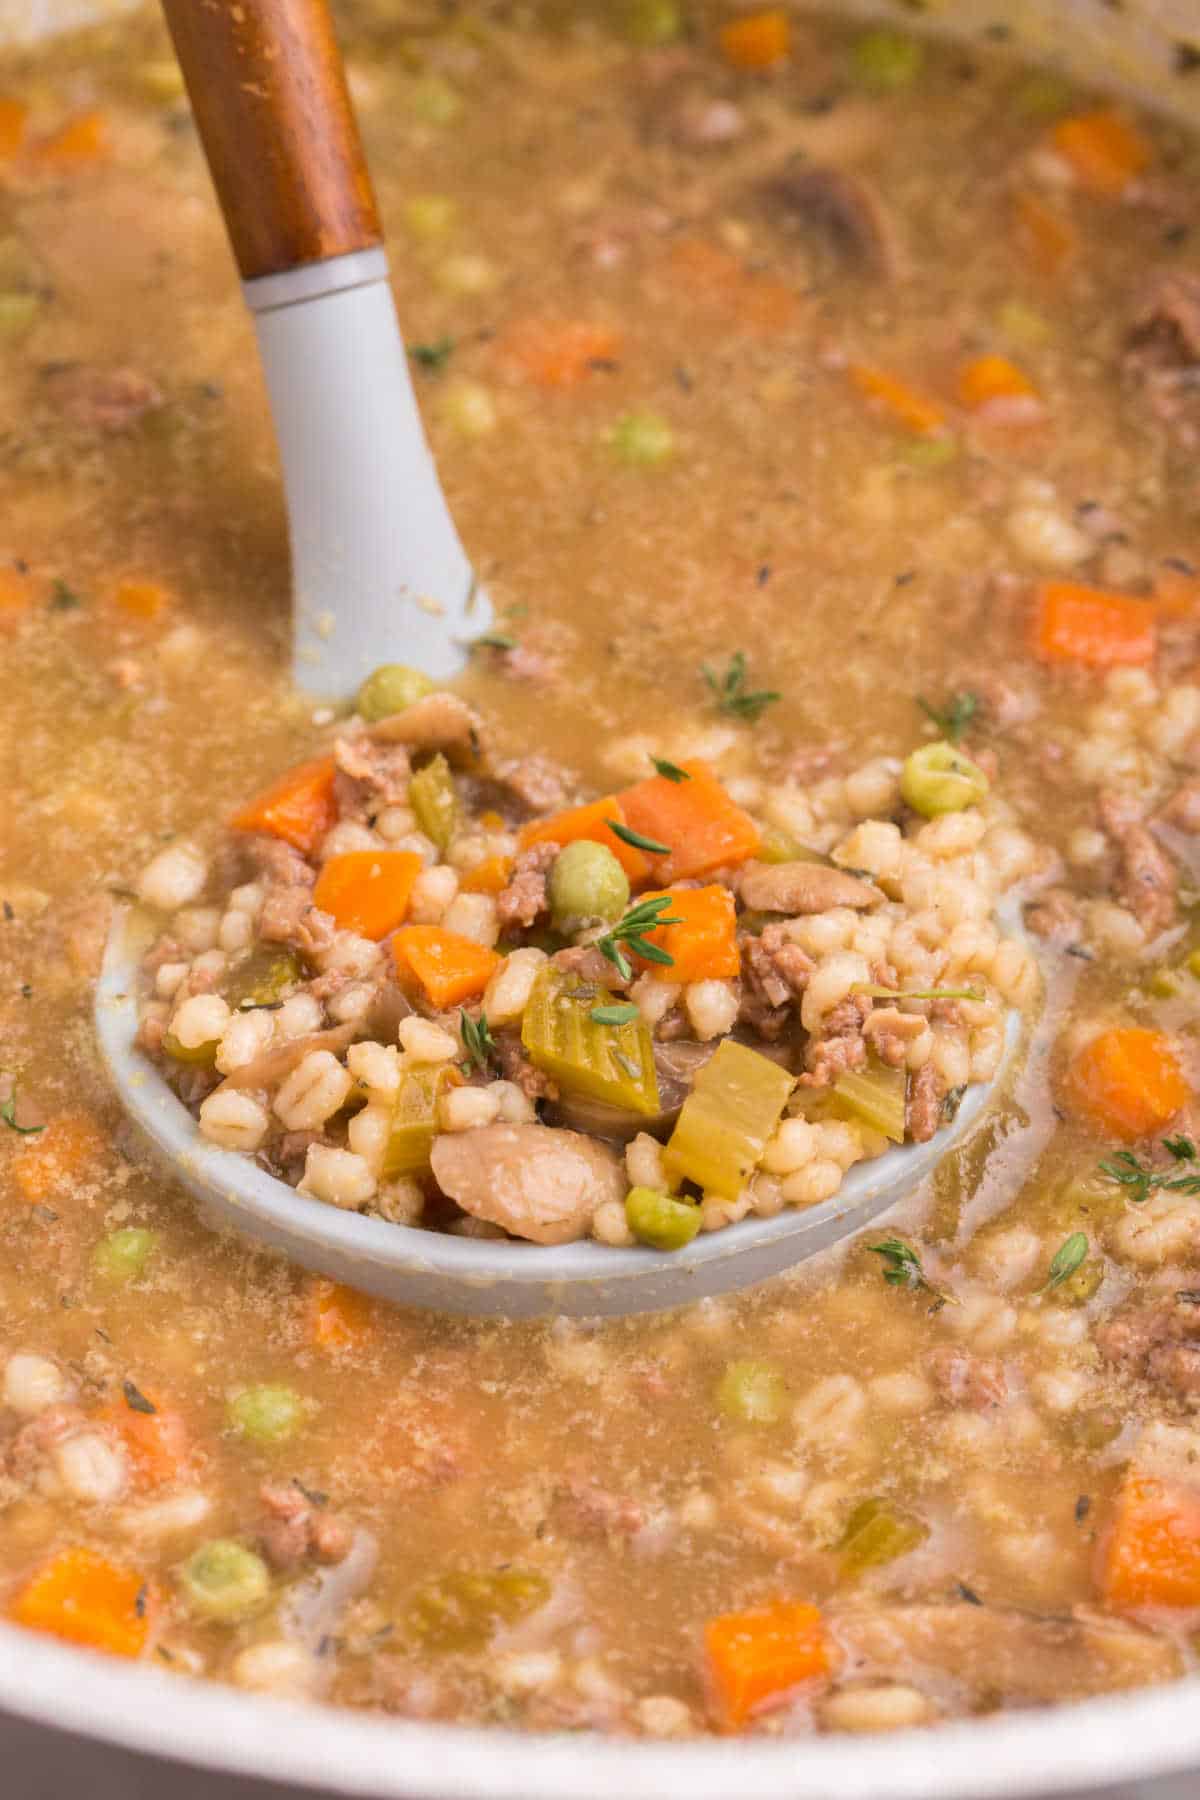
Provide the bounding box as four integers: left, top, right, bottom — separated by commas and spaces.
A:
1, 0, 1200, 1741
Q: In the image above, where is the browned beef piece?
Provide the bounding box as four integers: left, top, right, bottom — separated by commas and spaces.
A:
737, 936, 791, 1040
44, 363, 163, 432
135, 1011, 167, 1054
966, 670, 1040, 731
493, 754, 574, 815
1158, 779, 1200, 834
863, 1006, 927, 1067
143, 935, 184, 973
1098, 1294, 1200, 1403
553, 943, 629, 991
798, 993, 872, 1088
495, 1032, 558, 1102
333, 734, 412, 820
497, 842, 558, 930
1099, 790, 1178, 938
1123, 273, 1200, 445
905, 1059, 944, 1143
759, 163, 902, 279
257, 1479, 353, 1571
927, 1344, 1009, 1410
243, 834, 315, 888
1024, 887, 1084, 944
259, 886, 337, 955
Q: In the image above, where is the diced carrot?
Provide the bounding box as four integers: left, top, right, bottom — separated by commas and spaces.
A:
460, 854, 513, 895
11, 1112, 107, 1204
1032, 580, 1157, 668
1052, 109, 1151, 198
1062, 1027, 1189, 1142
308, 1277, 376, 1349
0, 98, 28, 160
664, 239, 800, 337
1012, 189, 1077, 276
618, 762, 761, 885
230, 755, 338, 858
392, 925, 502, 1009
1100, 1476, 1200, 1611
313, 850, 421, 941
10, 1547, 154, 1657
0, 564, 34, 621
847, 363, 947, 437
637, 885, 740, 983
497, 318, 621, 389
704, 1601, 830, 1730
718, 9, 791, 71
519, 797, 651, 885
34, 109, 109, 167
98, 1389, 189, 1491
957, 354, 1038, 413
113, 578, 169, 621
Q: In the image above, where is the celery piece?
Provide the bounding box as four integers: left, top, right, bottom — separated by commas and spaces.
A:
224, 946, 303, 1010
522, 968, 660, 1116
0, 292, 39, 336
838, 1498, 928, 1576
1146, 964, 1185, 1000
833, 1055, 906, 1143
619, 0, 682, 46
664, 1040, 795, 1201
162, 1031, 218, 1067
1187, 948, 1200, 980
606, 411, 674, 469
756, 828, 828, 868
383, 1064, 459, 1177
715, 1360, 788, 1424
406, 1568, 550, 1653
409, 753, 460, 853
851, 29, 924, 92
1055, 1258, 1103, 1307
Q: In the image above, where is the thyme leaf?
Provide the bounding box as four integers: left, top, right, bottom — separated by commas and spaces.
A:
409, 337, 455, 372
595, 895, 684, 982
49, 578, 82, 612
1099, 1138, 1200, 1205
868, 1238, 957, 1311
0, 1089, 44, 1135
609, 820, 671, 856
590, 1003, 640, 1026
651, 757, 690, 783
917, 690, 979, 745
701, 650, 780, 724
459, 1010, 498, 1076
471, 631, 517, 652
1040, 1231, 1089, 1293
122, 1378, 156, 1415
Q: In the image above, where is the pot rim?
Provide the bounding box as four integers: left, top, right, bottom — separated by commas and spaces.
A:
1, 1621, 1198, 1799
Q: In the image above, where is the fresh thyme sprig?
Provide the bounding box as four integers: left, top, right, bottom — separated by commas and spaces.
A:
590, 1003, 640, 1027
1040, 1231, 1089, 1294
0, 1077, 43, 1136
459, 1010, 498, 1076
409, 337, 455, 372
651, 757, 690, 783
868, 1238, 957, 1312
609, 820, 671, 856
1099, 1135, 1200, 1205
596, 895, 684, 983
917, 690, 979, 745
702, 651, 780, 724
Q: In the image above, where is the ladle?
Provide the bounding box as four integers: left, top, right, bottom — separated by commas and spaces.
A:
96, 0, 1023, 1318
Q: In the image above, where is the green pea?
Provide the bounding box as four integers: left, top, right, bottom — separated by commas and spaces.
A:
357, 663, 434, 724
606, 411, 675, 469
406, 1568, 551, 1653
92, 1227, 157, 1282
626, 1187, 701, 1252
900, 740, 990, 818
851, 29, 924, 92
178, 1539, 272, 1622
228, 1383, 305, 1445
548, 840, 630, 931
715, 1360, 788, 1425
619, 0, 682, 46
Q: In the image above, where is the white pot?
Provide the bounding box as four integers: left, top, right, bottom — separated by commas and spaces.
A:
3, 1, 1199, 1793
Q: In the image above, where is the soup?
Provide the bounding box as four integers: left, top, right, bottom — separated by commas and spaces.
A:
1, 0, 1200, 1739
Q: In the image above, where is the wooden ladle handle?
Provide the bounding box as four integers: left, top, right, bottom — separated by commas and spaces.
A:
160, 0, 382, 282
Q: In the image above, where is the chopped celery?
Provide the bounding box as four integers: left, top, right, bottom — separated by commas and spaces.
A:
0, 292, 39, 336
402, 194, 459, 241
411, 76, 461, 126
757, 828, 827, 867
1146, 965, 1186, 999
383, 1064, 460, 1177
619, 0, 682, 46
626, 1187, 701, 1251
664, 1040, 795, 1201
715, 1360, 788, 1424
896, 436, 957, 472
406, 1568, 550, 1653
92, 1227, 156, 1282
996, 299, 1051, 348
838, 1498, 928, 1575
224, 946, 303, 1010
409, 753, 460, 853
1188, 949, 1200, 980
851, 29, 924, 92
1054, 1258, 1103, 1307
606, 411, 674, 468
162, 1031, 218, 1067
522, 967, 660, 1116
832, 1055, 906, 1143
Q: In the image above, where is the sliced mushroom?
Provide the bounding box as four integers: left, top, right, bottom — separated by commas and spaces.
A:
546, 1039, 717, 1144
757, 163, 904, 280
740, 860, 882, 915
430, 1122, 625, 1245
368, 692, 482, 760
216, 1025, 356, 1093
833, 1603, 1181, 1706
